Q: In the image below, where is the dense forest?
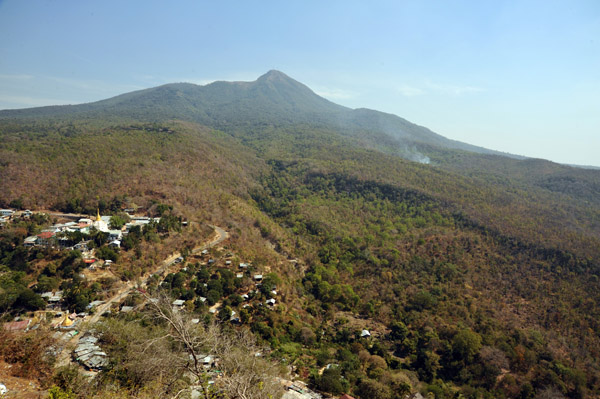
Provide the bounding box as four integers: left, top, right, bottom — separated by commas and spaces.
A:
1, 72, 600, 398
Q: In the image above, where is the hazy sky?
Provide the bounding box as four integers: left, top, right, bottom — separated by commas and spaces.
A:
1, 1, 598, 166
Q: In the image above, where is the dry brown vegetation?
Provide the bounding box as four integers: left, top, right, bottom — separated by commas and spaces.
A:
0, 327, 56, 382
1, 114, 600, 398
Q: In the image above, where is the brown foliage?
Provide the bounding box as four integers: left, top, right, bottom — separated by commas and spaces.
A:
0, 328, 55, 382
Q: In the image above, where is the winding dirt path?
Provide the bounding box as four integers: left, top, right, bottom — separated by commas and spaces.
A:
89, 224, 228, 324
56, 224, 228, 367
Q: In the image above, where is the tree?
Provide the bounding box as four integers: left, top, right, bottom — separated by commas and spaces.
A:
356, 378, 392, 399
155, 203, 173, 217
260, 273, 281, 294
145, 293, 283, 399
230, 294, 244, 307
218, 305, 233, 322
239, 308, 250, 324
367, 355, 387, 374
206, 289, 221, 305
157, 213, 181, 233
37, 275, 61, 292
535, 387, 567, 399
14, 287, 45, 311
452, 329, 482, 363
121, 234, 137, 251
109, 212, 130, 229
0, 272, 45, 313
479, 346, 509, 386
47, 386, 76, 399
62, 281, 92, 313
390, 320, 409, 341
415, 349, 440, 382
300, 327, 316, 346
381, 371, 412, 399
9, 198, 24, 210
95, 246, 118, 262
315, 367, 348, 395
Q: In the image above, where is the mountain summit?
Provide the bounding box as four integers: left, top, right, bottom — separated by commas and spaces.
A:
256, 69, 294, 83
252, 70, 342, 110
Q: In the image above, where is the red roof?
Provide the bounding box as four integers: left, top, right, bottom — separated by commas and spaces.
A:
340, 395, 356, 399
3, 320, 31, 332
38, 231, 55, 239
83, 258, 96, 264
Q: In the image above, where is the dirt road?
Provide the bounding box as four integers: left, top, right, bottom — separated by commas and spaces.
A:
88, 224, 228, 324
55, 224, 228, 367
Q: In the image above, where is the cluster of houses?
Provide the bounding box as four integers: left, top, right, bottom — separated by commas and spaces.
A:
22, 211, 160, 252
157, 249, 281, 326
38, 285, 104, 317
2, 309, 89, 335
0, 208, 14, 228
0, 208, 32, 229
170, 257, 279, 319
238, 261, 278, 307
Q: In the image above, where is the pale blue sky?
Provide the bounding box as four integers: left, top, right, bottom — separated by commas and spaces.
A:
0, 0, 598, 166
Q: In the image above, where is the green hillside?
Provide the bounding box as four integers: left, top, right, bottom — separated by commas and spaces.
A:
0, 71, 514, 161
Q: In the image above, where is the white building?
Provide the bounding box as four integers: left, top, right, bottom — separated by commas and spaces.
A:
92, 210, 109, 232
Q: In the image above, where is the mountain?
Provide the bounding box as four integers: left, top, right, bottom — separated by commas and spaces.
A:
2, 71, 600, 398
1, 70, 597, 257
0, 70, 514, 161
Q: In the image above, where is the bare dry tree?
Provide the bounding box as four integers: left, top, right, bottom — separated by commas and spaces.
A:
216, 328, 283, 399
144, 292, 283, 399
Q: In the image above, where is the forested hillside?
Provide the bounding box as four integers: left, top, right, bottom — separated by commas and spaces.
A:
1, 72, 600, 398
0, 71, 513, 161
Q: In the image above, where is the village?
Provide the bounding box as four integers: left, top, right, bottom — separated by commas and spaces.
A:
20, 210, 156, 252
1, 207, 321, 399
1, 207, 392, 399
1, 207, 168, 340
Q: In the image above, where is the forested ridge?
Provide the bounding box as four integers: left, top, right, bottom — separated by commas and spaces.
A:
1, 72, 600, 398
